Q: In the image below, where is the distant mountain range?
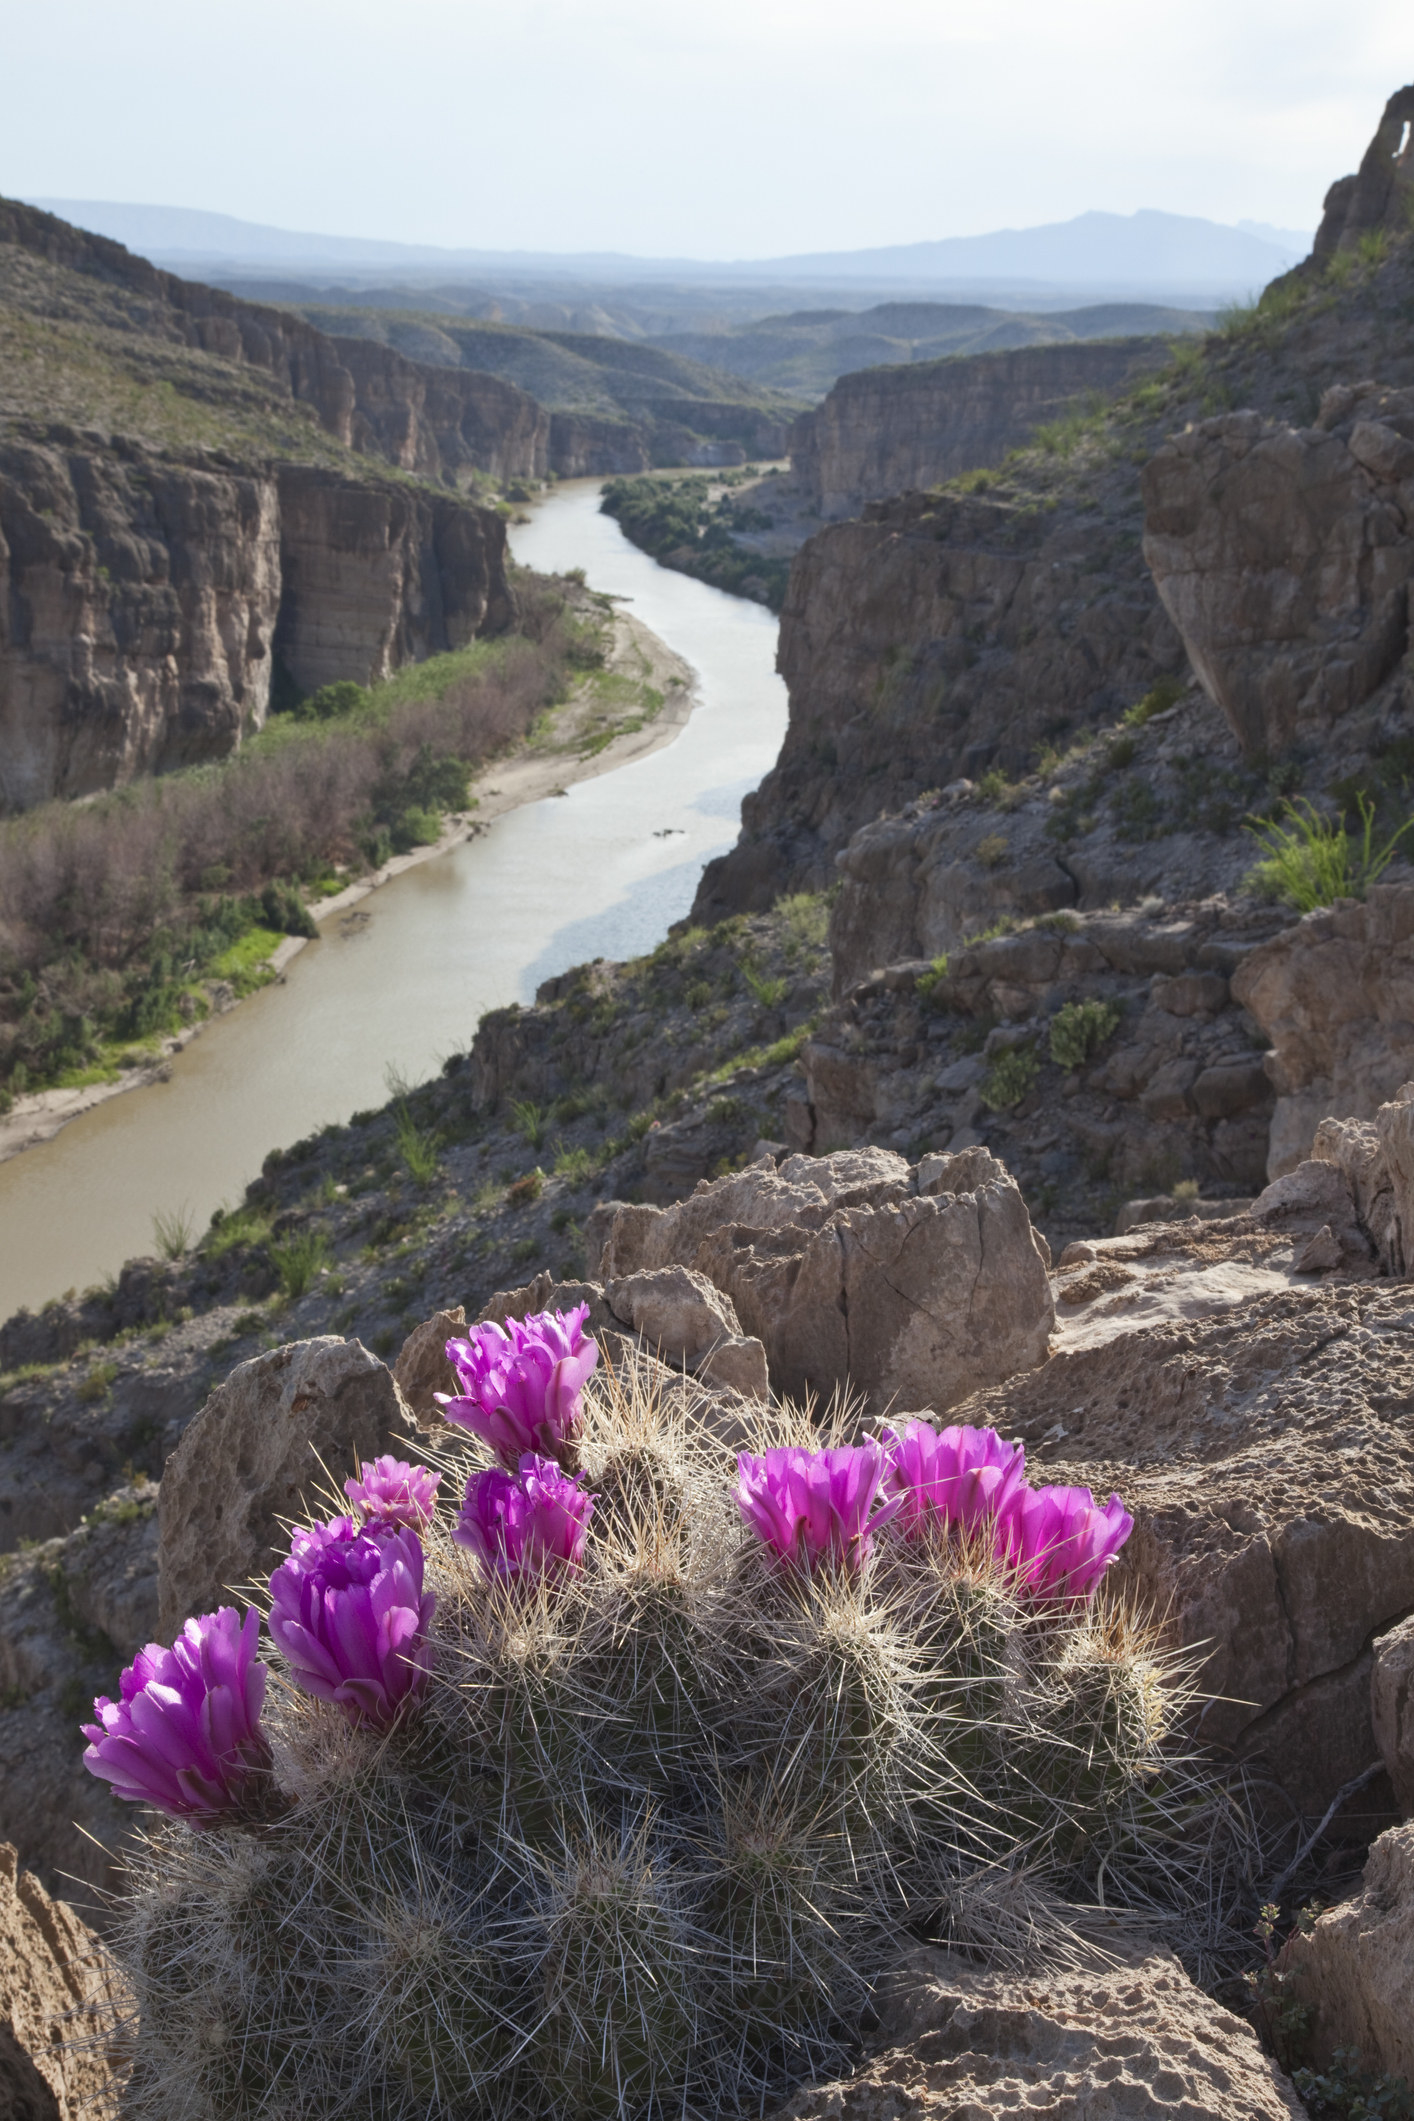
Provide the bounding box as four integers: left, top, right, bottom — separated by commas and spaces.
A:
28, 201, 1312, 305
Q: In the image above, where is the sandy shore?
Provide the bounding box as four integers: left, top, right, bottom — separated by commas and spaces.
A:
0, 607, 694, 1167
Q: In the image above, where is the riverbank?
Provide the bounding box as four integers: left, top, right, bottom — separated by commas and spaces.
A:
0, 604, 693, 1169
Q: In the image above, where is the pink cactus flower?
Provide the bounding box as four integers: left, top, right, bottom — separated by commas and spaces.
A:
879, 1419, 1028, 1542
454, 1454, 595, 1583
343, 1455, 442, 1532
82, 1606, 273, 1824
440, 1305, 599, 1469
735, 1443, 901, 1574
1002, 1483, 1134, 1601
268, 1517, 435, 1728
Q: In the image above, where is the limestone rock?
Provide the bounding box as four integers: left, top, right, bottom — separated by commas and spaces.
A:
0, 1843, 122, 2120
474, 1276, 614, 1333
605, 1266, 768, 1401
961, 1280, 1414, 1820
157, 1338, 415, 1635
393, 1305, 466, 1423
778, 1941, 1301, 2121
1283, 1822, 1414, 2083
598, 1148, 1052, 1415
0, 1490, 157, 1903
791, 337, 1172, 519
1232, 883, 1414, 1175
1372, 1615, 1414, 1815
1141, 388, 1414, 759
1304, 83, 1414, 270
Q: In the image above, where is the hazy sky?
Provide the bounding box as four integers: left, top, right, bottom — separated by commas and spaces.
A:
4, 0, 1410, 258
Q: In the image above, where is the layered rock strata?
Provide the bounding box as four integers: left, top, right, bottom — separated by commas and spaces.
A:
792, 335, 1172, 519
0, 438, 513, 805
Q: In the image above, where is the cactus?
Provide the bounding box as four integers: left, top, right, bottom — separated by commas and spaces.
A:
93, 1333, 1243, 2121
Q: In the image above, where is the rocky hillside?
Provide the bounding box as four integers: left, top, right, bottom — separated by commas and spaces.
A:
289, 305, 797, 473
694, 88, 1414, 919
647, 297, 1210, 398
790, 334, 1174, 518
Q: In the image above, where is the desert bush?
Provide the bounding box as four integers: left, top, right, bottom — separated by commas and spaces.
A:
268, 1231, 330, 1300
980, 1044, 1038, 1111
1244, 793, 1414, 912
86, 1330, 1250, 2121
0, 613, 581, 1097
1049, 1000, 1120, 1070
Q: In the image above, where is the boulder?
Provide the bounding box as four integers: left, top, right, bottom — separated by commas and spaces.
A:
1283, 1822, 1414, 2083
1231, 884, 1414, 1176
777, 1940, 1301, 2121
1141, 388, 1414, 759
598, 1147, 1054, 1415
605, 1266, 769, 1401
474, 1276, 614, 1334
157, 1338, 416, 1636
1372, 1614, 1414, 1815
392, 1305, 466, 1423
0, 1843, 122, 2120
963, 1279, 1414, 1822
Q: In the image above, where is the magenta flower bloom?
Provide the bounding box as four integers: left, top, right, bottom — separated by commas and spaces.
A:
1002, 1483, 1134, 1602
82, 1606, 273, 1824
440, 1305, 599, 1470
268, 1517, 435, 1727
880, 1420, 1028, 1542
735, 1443, 901, 1574
344, 1455, 441, 1532
454, 1453, 595, 1583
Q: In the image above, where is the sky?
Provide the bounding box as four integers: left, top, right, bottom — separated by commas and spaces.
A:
2, 0, 1410, 259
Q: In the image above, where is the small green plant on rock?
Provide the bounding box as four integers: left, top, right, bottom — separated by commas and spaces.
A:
151, 1204, 195, 1261
980, 1044, 1038, 1111
510, 1099, 548, 1150
1245, 793, 1414, 912
393, 1103, 441, 1187
1049, 1000, 1121, 1070
268, 1231, 330, 1301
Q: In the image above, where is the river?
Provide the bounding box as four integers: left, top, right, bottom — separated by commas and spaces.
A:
0, 482, 787, 1320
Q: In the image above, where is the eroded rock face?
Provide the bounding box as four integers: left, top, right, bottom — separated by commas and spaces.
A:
963, 1278, 1414, 1820
778, 1941, 1301, 2121
157, 1337, 415, 1634
1142, 386, 1414, 760
0, 1842, 121, 2120
1232, 882, 1414, 1174
1284, 1822, 1414, 2083
604, 1266, 768, 1401
392, 1305, 466, 1423
0, 1483, 156, 1903
791, 337, 1171, 519
0, 438, 516, 807
592, 1148, 1054, 1414
1373, 1615, 1414, 1815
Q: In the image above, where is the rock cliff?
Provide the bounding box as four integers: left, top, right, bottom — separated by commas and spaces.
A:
0, 438, 513, 806
696, 89, 1414, 919
791, 336, 1172, 518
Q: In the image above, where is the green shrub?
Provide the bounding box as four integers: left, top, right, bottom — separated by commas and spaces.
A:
980, 1044, 1038, 1112
152, 1204, 195, 1261
394, 1103, 442, 1187
1245, 794, 1414, 912
1049, 1000, 1121, 1071
1123, 675, 1185, 727
268, 1231, 330, 1300
742, 965, 788, 1007
510, 1100, 548, 1150
259, 880, 317, 941
202, 1206, 274, 1261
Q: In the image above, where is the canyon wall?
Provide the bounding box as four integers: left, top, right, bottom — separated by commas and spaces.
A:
791, 337, 1172, 518
0, 438, 513, 807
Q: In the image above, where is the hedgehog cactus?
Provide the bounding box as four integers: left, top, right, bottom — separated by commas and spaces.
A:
91, 1317, 1223, 2121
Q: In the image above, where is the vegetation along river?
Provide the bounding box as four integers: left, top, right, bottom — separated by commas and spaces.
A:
0, 481, 788, 1318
